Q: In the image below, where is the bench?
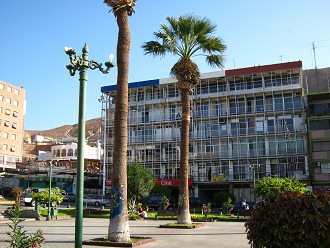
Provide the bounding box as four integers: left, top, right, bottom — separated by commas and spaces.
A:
155, 209, 178, 219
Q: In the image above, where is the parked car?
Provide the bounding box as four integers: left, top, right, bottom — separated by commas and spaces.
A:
83, 195, 109, 207
63, 193, 76, 202
140, 194, 164, 210
231, 201, 254, 215
0, 187, 12, 197
20, 193, 35, 207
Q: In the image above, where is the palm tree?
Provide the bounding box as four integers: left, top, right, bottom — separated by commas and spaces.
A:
142, 14, 226, 224
104, 0, 136, 242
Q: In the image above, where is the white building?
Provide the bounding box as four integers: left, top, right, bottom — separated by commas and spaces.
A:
100, 61, 310, 202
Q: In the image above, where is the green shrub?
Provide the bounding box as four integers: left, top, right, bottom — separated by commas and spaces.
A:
213, 191, 235, 207
245, 191, 330, 248
255, 177, 308, 200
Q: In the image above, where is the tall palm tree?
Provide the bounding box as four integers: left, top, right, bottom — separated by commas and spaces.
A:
104, 0, 136, 242
142, 14, 226, 224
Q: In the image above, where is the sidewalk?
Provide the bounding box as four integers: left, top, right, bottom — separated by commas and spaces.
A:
0, 218, 250, 248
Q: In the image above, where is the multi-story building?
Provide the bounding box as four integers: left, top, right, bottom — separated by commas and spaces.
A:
303, 66, 330, 195
101, 61, 310, 202
0, 80, 25, 171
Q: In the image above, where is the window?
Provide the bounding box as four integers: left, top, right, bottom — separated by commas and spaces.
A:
13, 111, 18, 117
2, 144, 8, 151
0, 107, 2, 113
3, 132, 8, 138
311, 120, 330, 130
56, 149, 60, 157
0, 83, 4, 89
14, 100, 18, 106
12, 122, 17, 129
68, 148, 73, 156
0, 95, 3, 101
61, 149, 67, 156
7, 86, 12, 92
313, 141, 330, 152
14, 89, 19, 95
6, 98, 11, 104
10, 146, 16, 152
4, 120, 10, 126
5, 109, 10, 115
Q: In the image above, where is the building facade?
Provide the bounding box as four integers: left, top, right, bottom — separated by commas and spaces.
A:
101, 61, 310, 202
0, 80, 25, 171
306, 93, 330, 194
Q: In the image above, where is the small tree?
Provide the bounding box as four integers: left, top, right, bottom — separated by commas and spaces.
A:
202, 203, 212, 221
213, 191, 235, 208
32, 187, 64, 207
127, 163, 155, 209
160, 196, 170, 210
256, 177, 308, 200
11, 188, 23, 205
222, 197, 234, 214
7, 204, 44, 248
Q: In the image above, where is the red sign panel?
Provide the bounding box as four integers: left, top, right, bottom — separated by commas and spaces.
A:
156, 178, 193, 187
105, 180, 112, 186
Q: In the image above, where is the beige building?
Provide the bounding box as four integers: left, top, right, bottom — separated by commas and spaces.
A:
0, 80, 25, 171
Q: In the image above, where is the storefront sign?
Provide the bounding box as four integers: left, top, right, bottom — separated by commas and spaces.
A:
156, 178, 193, 187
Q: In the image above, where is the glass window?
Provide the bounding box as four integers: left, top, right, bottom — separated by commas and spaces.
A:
255, 97, 264, 112
13, 111, 18, 117
15, 89, 19, 95
3, 132, 8, 138
7, 86, 12, 92
61, 149, 66, 156
5, 109, 10, 115
11, 134, 16, 140
68, 148, 74, 156
6, 98, 11, 104
0, 95, 3, 101
12, 122, 17, 129
311, 120, 330, 130
14, 100, 19, 106
4, 120, 10, 126
0, 83, 4, 89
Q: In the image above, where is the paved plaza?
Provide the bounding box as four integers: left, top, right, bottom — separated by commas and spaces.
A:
0, 217, 250, 248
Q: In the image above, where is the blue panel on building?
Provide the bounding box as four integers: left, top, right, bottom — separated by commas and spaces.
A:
101, 79, 159, 93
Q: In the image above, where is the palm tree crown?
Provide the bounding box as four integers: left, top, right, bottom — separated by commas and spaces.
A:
142, 14, 226, 77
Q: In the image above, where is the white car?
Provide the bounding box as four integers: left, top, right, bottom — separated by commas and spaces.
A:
20, 193, 35, 207
83, 195, 109, 207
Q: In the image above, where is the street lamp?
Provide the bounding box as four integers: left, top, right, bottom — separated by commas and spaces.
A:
64, 43, 114, 248
249, 163, 260, 204
45, 161, 54, 221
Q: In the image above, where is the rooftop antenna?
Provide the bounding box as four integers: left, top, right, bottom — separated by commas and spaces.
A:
312, 42, 319, 85
279, 55, 283, 63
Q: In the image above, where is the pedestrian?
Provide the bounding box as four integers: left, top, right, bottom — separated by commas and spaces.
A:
138, 207, 147, 218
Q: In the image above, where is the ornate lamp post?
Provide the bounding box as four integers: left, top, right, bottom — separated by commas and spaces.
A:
64, 43, 114, 248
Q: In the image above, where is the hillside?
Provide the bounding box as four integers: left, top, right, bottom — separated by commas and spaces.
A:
26, 117, 102, 139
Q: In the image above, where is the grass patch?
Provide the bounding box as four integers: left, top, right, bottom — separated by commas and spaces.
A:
83, 236, 155, 247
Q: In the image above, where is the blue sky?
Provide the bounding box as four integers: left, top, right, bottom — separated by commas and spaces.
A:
1, 0, 330, 130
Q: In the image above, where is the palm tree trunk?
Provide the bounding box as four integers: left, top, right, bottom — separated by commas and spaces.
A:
108, 7, 130, 242
177, 88, 192, 224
